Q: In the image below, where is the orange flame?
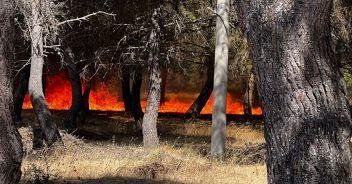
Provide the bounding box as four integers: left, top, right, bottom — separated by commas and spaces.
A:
22, 73, 262, 115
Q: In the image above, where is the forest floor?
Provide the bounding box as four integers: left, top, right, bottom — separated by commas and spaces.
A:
19, 111, 267, 184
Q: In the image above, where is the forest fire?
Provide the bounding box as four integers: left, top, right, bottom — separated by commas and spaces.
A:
22, 73, 262, 115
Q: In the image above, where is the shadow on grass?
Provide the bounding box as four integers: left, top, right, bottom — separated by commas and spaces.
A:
22, 176, 182, 184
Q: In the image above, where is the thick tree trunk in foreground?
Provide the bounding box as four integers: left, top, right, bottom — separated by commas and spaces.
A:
64, 57, 82, 130
132, 67, 144, 130
186, 54, 214, 119
243, 70, 255, 116
29, 0, 62, 146
211, 0, 230, 158
14, 65, 30, 125
0, 0, 23, 182
236, 0, 352, 183
122, 67, 132, 112
142, 9, 162, 148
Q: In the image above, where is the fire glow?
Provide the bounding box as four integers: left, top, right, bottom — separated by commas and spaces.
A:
22, 73, 262, 115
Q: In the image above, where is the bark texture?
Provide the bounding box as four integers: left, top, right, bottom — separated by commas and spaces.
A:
235, 0, 352, 183
142, 8, 162, 148
0, 0, 23, 182
14, 65, 30, 125
29, 0, 62, 146
211, 0, 230, 157
186, 54, 214, 119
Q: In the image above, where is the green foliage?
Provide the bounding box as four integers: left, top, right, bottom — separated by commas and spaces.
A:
228, 28, 251, 80
344, 71, 352, 101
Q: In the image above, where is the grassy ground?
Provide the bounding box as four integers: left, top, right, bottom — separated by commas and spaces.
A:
19, 111, 267, 184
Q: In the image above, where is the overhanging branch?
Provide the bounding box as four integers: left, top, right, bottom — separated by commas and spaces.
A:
57, 11, 116, 26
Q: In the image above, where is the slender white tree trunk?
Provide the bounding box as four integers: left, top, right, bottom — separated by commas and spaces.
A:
211, 0, 230, 157
29, 0, 62, 146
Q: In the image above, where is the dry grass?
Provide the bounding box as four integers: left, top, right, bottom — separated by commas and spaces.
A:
18, 129, 266, 184
19, 112, 267, 184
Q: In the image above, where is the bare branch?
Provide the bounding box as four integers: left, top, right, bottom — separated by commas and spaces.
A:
57, 11, 116, 26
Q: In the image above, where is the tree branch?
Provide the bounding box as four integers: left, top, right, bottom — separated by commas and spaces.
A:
57, 11, 116, 26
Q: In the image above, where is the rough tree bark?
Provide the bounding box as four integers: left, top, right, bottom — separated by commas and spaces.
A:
14, 65, 30, 125
142, 8, 162, 148
121, 66, 133, 112
0, 0, 23, 182
29, 0, 62, 146
235, 0, 352, 183
64, 49, 82, 130
186, 54, 214, 119
211, 0, 230, 157
243, 70, 255, 116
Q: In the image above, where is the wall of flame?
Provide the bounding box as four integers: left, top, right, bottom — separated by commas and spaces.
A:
22, 72, 262, 115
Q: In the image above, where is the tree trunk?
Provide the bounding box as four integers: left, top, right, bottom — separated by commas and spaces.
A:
243, 70, 255, 116
82, 80, 91, 114
42, 63, 47, 95
29, 0, 62, 146
76, 80, 91, 124
142, 8, 162, 148
211, 0, 230, 158
122, 66, 132, 112
132, 67, 144, 130
0, 0, 23, 182
186, 54, 214, 119
235, 0, 352, 183
14, 65, 30, 125
64, 52, 82, 130
14, 63, 48, 127
13, 64, 47, 148
160, 67, 168, 104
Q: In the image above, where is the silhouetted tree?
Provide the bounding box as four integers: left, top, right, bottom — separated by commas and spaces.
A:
14, 65, 30, 125
64, 48, 82, 130
186, 53, 214, 119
